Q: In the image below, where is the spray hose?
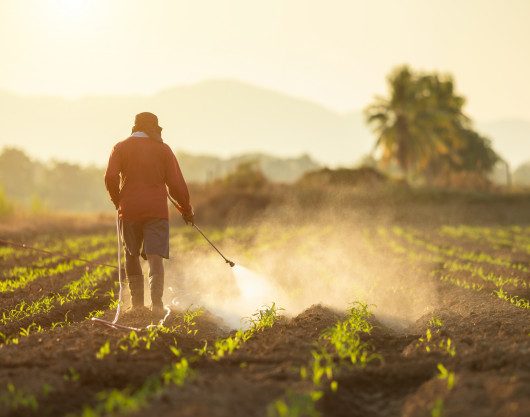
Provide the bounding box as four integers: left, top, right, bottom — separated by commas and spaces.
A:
112, 215, 123, 324
0, 238, 118, 270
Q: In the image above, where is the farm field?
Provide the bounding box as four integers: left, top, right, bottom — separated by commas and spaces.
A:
0, 221, 529, 417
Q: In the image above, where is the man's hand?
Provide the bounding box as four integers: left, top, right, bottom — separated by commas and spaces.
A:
182, 209, 194, 225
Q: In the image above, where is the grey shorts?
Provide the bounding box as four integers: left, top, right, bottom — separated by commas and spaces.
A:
121, 218, 169, 259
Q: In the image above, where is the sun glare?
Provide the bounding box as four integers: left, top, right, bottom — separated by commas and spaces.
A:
43, 0, 98, 29
57, 0, 87, 16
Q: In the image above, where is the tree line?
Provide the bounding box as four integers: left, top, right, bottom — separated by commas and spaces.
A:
0, 147, 109, 212
0, 65, 518, 216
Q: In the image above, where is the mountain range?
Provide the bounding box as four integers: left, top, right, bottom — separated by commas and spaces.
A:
0, 79, 528, 170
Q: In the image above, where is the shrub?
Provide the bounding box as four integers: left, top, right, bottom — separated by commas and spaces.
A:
222, 160, 268, 190
0, 185, 13, 219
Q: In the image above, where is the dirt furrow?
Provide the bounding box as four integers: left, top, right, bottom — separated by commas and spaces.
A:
132, 305, 342, 417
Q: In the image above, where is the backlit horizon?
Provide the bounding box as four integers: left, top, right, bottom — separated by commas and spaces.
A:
1, 0, 530, 121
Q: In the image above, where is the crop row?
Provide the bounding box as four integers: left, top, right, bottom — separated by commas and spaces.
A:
1, 233, 115, 278
0, 290, 117, 347
0, 304, 279, 414
0, 317, 118, 415
414, 317, 457, 416
0, 232, 115, 265
268, 302, 380, 417
439, 225, 530, 255
391, 226, 528, 273
0, 245, 116, 293
95, 307, 205, 360
0, 265, 115, 330
441, 259, 528, 289
74, 303, 281, 417
377, 228, 530, 310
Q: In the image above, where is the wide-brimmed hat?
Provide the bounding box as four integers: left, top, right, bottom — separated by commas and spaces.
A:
132, 112, 162, 134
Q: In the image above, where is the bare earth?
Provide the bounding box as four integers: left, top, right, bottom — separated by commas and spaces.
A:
0, 223, 529, 417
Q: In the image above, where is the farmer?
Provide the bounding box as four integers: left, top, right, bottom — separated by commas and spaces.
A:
104, 112, 194, 315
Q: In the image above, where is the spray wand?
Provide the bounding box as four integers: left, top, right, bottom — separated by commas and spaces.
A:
192, 224, 235, 267
167, 193, 235, 267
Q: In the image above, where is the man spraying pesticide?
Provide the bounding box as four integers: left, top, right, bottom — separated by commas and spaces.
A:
100, 111, 272, 330
104, 112, 195, 318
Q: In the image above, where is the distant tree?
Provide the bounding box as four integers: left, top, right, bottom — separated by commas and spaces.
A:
0, 185, 14, 218
222, 160, 268, 190
365, 66, 498, 183
41, 162, 108, 211
0, 147, 37, 201
365, 67, 416, 177
0, 147, 112, 212
513, 161, 530, 187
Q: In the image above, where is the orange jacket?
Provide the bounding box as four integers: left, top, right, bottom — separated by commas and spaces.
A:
104, 133, 192, 221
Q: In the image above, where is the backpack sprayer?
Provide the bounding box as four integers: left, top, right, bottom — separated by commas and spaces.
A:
0, 214, 235, 332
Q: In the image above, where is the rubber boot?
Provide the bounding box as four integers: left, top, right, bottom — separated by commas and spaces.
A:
127, 274, 144, 310
147, 255, 165, 316
149, 274, 165, 316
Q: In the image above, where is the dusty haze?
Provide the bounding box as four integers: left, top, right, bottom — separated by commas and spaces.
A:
163, 208, 437, 330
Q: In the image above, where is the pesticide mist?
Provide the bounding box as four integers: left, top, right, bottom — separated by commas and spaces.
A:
166, 255, 283, 328
232, 265, 277, 305
165, 214, 437, 330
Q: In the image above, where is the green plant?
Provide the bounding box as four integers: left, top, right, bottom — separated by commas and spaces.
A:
268, 391, 321, 417
431, 398, 444, 417
1, 266, 114, 327
77, 342, 192, 417
321, 302, 380, 367
428, 317, 443, 328
19, 322, 43, 337
439, 338, 456, 357
64, 367, 81, 382
96, 340, 111, 360
194, 341, 208, 356
51, 312, 71, 330
301, 350, 334, 386
86, 309, 104, 319
270, 302, 379, 417
493, 289, 530, 309
161, 357, 190, 387
0, 383, 38, 412
211, 303, 281, 360
436, 363, 456, 390
182, 307, 204, 335
117, 327, 162, 353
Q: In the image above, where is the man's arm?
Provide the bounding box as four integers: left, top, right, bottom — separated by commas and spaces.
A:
104, 145, 121, 209
165, 147, 192, 215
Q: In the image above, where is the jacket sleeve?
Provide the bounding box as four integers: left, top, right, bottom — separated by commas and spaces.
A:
104, 145, 121, 209
165, 147, 192, 215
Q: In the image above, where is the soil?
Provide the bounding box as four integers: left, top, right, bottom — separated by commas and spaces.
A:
1, 279, 528, 417
0, 226, 529, 417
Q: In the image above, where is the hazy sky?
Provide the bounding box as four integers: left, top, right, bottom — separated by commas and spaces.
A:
1, 0, 529, 121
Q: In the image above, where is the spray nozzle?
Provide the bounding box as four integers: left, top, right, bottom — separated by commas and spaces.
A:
227, 260, 235, 268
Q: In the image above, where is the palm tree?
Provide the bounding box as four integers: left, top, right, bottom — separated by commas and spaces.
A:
416, 74, 469, 180
364, 66, 424, 178
365, 66, 498, 183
